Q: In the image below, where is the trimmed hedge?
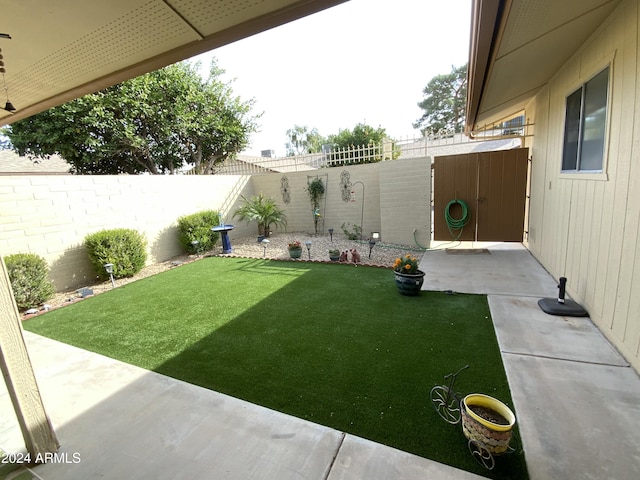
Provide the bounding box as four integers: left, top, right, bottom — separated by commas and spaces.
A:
4, 253, 55, 310
177, 210, 221, 254
84, 228, 147, 280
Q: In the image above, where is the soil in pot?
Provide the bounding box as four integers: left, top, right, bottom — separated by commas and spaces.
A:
468, 404, 509, 425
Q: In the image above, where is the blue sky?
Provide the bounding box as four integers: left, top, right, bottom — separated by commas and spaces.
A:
191, 0, 471, 156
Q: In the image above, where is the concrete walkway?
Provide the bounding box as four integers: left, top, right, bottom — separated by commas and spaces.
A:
422, 242, 640, 480
2, 242, 639, 479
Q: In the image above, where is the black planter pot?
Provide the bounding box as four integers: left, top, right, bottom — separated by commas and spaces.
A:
394, 270, 425, 296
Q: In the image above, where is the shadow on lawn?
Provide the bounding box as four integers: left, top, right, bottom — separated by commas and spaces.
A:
23, 257, 527, 479
151, 259, 528, 479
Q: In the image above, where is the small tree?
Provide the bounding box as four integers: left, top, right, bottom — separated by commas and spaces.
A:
285, 125, 326, 155
232, 193, 287, 237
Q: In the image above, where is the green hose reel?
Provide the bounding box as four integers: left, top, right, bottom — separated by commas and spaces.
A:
445, 199, 470, 240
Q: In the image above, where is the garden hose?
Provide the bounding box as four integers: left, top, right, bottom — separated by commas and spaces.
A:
356, 239, 424, 253
445, 199, 470, 241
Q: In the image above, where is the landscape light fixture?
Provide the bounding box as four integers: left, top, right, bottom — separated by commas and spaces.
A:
261, 238, 269, 257
328, 228, 334, 242
304, 240, 312, 260
104, 263, 115, 288
191, 240, 200, 256
369, 232, 380, 258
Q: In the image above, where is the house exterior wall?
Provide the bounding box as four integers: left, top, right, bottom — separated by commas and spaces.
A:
525, 0, 640, 371
0, 158, 431, 292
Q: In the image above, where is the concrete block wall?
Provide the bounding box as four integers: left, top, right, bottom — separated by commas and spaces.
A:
0, 175, 251, 290
0, 158, 431, 292
249, 163, 383, 240
379, 157, 431, 247
249, 158, 431, 246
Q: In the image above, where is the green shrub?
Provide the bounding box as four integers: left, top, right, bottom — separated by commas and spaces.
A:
341, 222, 362, 240
84, 228, 147, 280
177, 210, 221, 254
4, 253, 55, 310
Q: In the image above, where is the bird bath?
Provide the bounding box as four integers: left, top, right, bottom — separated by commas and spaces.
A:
211, 224, 235, 254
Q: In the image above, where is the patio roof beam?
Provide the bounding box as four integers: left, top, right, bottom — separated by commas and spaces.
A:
0, 258, 59, 457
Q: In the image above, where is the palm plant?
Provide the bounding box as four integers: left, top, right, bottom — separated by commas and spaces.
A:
232, 193, 287, 237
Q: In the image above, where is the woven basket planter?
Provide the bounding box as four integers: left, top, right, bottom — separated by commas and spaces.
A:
461, 394, 516, 455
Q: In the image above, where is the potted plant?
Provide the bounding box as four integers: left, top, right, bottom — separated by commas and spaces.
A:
329, 249, 340, 261
232, 193, 287, 238
461, 394, 516, 458
393, 254, 425, 296
288, 240, 303, 259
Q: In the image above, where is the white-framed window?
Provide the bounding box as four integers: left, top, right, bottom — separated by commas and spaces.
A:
562, 66, 609, 173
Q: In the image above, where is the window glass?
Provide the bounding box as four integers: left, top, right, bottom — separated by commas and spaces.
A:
561, 66, 609, 173
580, 68, 609, 171
562, 89, 582, 171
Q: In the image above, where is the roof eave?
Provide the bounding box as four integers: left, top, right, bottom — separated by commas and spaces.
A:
465, 0, 509, 134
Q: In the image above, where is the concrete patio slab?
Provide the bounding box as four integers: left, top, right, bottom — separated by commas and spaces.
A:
502, 353, 640, 480
489, 296, 627, 366
0, 332, 482, 480
420, 243, 558, 297
17, 333, 344, 480
327, 434, 484, 480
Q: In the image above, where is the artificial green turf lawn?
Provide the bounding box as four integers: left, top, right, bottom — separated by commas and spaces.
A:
24, 257, 528, 478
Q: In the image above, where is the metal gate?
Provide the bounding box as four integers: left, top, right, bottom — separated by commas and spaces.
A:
433, 148, 529, 242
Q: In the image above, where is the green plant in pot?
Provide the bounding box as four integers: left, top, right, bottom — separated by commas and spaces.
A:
329, 249, 340, 261
232, 193, 287, 238
393, 254, 425, 296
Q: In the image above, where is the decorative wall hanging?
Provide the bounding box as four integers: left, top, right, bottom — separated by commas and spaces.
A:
280, 175, 291, 204
340, 170, 352, 203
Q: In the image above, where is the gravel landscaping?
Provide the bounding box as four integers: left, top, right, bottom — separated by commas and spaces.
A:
30, 233, 425, 317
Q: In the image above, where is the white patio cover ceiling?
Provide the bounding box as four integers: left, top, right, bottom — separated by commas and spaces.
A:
0, 0, 348, 126
467, 0, 621, 132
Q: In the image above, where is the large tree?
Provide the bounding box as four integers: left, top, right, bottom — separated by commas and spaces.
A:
284, 125, 326, 156
413, 64, 467, 136
3, 60, 259, 174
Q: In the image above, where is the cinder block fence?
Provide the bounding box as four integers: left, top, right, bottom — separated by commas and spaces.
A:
0, 157, 431, 291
